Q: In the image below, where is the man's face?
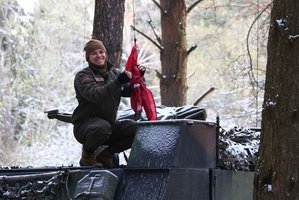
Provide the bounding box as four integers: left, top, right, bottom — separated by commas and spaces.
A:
89, 49, 107, 67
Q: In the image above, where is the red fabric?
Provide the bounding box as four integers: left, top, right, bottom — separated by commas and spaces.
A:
125, 42, 158, 120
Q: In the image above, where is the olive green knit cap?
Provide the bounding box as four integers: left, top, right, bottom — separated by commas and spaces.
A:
84, 39, 107, 60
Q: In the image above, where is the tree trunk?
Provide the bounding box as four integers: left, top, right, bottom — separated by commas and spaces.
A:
93, 0, 125, 67
159, 0, 188, 106
253, 1, 299, 199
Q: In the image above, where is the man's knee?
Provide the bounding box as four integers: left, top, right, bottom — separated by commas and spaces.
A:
86, 122, 111, 140
84, 119, 112, 151
114, 119, 137, 136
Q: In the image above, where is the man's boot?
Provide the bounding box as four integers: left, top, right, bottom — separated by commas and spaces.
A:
79, 148, 103, 167
96, 149, 113, 168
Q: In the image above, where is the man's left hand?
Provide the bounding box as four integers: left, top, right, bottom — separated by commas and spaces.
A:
137, 64, 146, 76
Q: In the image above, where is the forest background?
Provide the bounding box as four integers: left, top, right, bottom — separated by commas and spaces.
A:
0, 0, 271, 167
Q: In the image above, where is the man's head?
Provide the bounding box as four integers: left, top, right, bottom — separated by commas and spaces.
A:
84, 39, 108, 66
84, 39, 107, 59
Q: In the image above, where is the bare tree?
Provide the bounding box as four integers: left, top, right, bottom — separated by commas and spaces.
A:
93, 0, 125, 67
133, 0, 201, 106
253, 1, 299, 199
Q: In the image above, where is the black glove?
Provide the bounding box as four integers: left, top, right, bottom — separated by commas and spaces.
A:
138, 65, 146, 76
117, 72, 131, 84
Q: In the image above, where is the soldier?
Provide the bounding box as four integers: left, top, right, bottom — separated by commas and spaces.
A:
72, 38, 140, 168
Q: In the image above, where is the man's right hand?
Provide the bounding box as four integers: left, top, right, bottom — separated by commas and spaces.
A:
117, 71, 132, 84
124, 70, 132, 79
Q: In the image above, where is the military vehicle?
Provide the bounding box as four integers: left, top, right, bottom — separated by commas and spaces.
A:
0, 106, 257, 200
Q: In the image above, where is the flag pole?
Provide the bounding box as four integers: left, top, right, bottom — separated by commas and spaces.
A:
133, 0, 136, 42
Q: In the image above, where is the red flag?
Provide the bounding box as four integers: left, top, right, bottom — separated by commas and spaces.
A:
125, 42, 158, 121
125, 42, 138, 71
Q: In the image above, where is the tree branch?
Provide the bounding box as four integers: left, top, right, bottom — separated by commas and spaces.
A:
187, 44, 197, 55
155, 70, 166, 81
151, 0, 167, 14
146, 13, 162, 45
187, 71, 195, 79
246, 2, 272, 90
193, 87, 215, 106
187, 0, 204, 14
131, 25, 163, 51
